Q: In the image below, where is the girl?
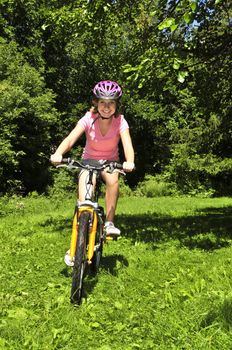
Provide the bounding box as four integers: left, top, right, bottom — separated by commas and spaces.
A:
50, 80, 135, 237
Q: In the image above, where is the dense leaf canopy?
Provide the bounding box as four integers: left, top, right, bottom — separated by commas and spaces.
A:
0, 0, 231, 195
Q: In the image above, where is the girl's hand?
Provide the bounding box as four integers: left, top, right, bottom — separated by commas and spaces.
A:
123, 161, 135, 172
50, 153, 63, 165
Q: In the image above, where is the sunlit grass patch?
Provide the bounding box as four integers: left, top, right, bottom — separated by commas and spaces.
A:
0, 195, 232, 349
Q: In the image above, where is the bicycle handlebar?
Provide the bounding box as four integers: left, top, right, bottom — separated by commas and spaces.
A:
59, 158, 123, 173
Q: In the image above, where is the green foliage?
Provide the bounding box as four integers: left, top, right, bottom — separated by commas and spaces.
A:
135, 174, 176, 197
121, 0, 231, 193
119, 176, 133, 197
166, 144, 232, 196
0, 0, 231, 196
48, 168, 77, 197
0, 39, 59, 194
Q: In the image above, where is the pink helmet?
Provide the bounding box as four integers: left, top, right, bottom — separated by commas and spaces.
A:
93, 80, 122, 100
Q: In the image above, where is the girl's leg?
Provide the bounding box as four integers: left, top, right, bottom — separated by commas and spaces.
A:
101, 171, 119, 224
78, 170, 96, 201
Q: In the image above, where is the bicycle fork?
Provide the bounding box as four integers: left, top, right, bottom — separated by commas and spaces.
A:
69, 207, 98, 265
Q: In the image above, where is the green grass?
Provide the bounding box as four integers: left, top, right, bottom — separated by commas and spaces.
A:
1, 195, 232, 349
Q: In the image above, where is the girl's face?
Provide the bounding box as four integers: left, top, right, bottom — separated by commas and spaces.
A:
97, 99, 116, 118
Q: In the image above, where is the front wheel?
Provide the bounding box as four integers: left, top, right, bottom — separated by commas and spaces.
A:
71, 211, 90, 304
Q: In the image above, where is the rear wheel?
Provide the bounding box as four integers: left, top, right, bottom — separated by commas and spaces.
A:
90, 214, 104, 275
71, 211, 90, 304
91, 242, 103, 275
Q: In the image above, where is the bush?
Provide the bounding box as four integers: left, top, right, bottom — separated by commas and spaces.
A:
135, 174, 176, 197
0, 39, 59, 195
119, 176, 133, 197
48, 169, 77, 197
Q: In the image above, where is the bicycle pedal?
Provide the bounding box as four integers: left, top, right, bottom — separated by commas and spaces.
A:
106, 235, 118, 241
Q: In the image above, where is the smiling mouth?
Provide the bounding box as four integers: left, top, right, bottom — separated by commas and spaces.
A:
99, 111, 114, 119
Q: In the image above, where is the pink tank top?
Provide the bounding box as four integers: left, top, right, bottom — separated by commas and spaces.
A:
78, 112, 129, 160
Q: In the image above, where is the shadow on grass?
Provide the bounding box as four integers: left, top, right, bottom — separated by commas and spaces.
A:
201, 297, 232, 330
117, 206, 232, 251
39, 217, 72, 232
100, 254, 129, 275
83, 254, 129, 299
40, 206, 232, 251
60, 254, 129, 302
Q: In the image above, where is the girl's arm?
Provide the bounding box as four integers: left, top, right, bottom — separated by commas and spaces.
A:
120, 128, 135, 172
50, 124, 85, 164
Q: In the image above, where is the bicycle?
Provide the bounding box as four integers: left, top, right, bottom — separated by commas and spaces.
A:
57, 158, 123, 305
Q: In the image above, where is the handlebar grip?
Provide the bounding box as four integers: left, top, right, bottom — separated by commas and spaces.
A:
114, 162, 123, 169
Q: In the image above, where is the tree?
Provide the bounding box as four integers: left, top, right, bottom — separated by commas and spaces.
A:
0, 0, 231, 194
0, 39, 59, 194
122, 0, 232, 194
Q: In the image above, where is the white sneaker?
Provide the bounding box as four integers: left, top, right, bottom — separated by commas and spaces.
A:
64, 249, 74, 267
104, 222, 121, 236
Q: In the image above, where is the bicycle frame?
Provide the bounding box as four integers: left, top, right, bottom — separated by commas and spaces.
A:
69, 166, 104, 266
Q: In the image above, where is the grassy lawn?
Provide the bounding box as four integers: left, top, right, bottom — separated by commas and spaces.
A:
1, 195, 232, 349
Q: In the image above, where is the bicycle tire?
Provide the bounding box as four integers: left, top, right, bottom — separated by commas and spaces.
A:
90, 210, 104, 275
71, 211, 90, 304
91, 240, 103, 275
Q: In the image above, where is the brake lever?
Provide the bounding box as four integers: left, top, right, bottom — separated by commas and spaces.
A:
106, 167, 126, 175
115, 169, 126, 175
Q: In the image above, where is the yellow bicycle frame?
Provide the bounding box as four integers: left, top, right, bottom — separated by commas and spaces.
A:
69, 206, 98, 264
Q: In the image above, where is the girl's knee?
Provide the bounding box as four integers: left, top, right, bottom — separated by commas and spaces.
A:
106, 177, 119, 188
